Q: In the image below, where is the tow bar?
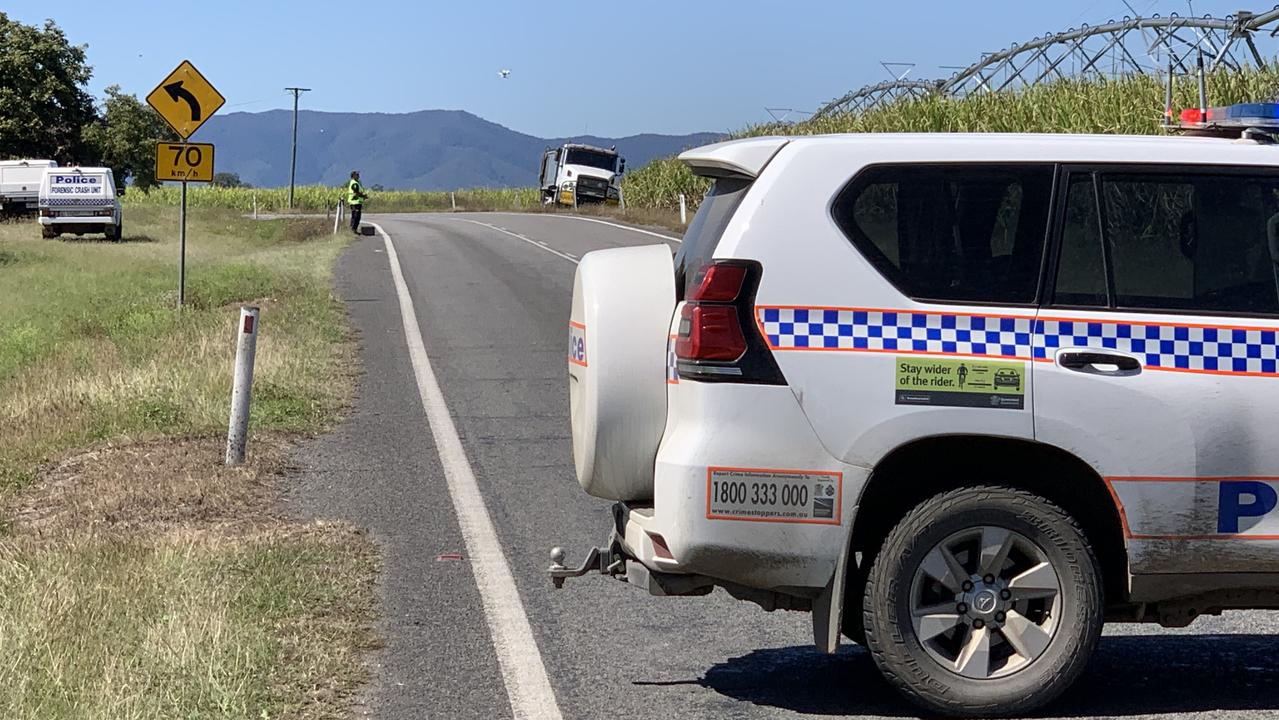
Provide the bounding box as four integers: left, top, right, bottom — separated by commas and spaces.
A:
547, 540, 626, 589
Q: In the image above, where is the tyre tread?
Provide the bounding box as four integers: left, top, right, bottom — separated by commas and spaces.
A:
862, 485, 1103, 717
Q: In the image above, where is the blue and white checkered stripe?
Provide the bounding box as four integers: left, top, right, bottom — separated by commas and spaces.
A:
1036, 319, 1279, 374
757, 306, 1279, 376
758, 308, 1035, 359
40, 197, 109, 207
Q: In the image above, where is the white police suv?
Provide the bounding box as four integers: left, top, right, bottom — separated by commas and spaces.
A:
552, 109, 1279, 716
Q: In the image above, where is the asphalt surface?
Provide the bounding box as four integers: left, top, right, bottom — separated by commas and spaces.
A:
293, 211, 1279, 720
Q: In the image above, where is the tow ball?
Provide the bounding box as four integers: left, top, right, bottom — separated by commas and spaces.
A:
547, 543, 625, 588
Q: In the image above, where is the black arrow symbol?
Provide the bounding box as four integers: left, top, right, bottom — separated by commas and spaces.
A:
163, 81, 202, 121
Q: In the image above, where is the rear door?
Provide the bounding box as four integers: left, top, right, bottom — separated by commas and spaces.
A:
1034, 166, 1279, 575
770, 163, 1056, 465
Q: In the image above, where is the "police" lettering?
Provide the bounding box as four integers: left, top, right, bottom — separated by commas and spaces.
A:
1218, 481, 1279, 534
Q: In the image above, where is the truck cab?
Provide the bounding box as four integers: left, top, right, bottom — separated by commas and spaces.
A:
38, 167, 122, 241
0, 159, 58, 215
539, 143, 625, 206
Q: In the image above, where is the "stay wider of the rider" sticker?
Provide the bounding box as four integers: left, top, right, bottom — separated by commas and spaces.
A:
895, 357, 1025, 410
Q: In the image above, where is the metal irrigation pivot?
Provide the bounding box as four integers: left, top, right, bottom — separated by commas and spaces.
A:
225, 306, 260, 466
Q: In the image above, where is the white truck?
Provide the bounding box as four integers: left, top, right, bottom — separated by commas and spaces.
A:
38, 167, 122, 241
538, 143, 624, 206
0, 159, 58, 214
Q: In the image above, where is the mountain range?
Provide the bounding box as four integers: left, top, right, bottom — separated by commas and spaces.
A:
193, 109, 721, 190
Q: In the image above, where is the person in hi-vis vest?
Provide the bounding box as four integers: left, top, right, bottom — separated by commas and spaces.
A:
347, 170, 368, 233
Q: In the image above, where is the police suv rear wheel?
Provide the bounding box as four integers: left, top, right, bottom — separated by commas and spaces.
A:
863, 486, 1102, 717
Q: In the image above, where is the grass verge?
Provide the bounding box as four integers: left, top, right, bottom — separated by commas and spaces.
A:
0, 207, 347, 488
0, 209, 379, 719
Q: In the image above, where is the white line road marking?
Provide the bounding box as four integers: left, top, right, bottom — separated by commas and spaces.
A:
486, 211, 682, 243
457, 218, 580, 265
370, 221, 564, 720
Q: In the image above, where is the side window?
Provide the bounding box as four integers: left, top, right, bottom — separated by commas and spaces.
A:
833, 164, 1054, 304
1053, 174, 1108, 306
1101, 173, 1279, 315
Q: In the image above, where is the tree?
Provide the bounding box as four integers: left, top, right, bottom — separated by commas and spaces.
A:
0, 14, 96, 163
81, 85, 177, 191
212, 172, 249, 188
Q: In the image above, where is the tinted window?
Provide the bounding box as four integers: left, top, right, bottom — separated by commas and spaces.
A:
674, 178, 751, 299
1102, 172, 1279, 314
1054, 174, 1108, 306
564, 149, 617, 172
833, 164, 1054, 304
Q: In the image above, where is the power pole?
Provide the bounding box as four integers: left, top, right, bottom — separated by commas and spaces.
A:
285, 87, 311, 209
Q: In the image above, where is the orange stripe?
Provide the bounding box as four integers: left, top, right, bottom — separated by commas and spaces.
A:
1107, 476, 1279, 541
1101, 478, 1134, 539
757, 304, 1035, 321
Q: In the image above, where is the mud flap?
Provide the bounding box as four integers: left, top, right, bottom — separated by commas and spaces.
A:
812, 535, 851, 654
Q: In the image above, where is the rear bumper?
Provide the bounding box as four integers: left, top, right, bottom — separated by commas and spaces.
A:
632, 381, 869, 591
39, 215, 117, 226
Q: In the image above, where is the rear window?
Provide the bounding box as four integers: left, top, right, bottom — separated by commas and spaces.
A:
832, 164, 1054, 305
673, 177, 751, 300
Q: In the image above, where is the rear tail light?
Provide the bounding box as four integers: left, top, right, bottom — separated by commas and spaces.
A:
675, 260, 784, 384
676, 305, 745, 361
689, 263, 748, 302
39, 208, 51, 217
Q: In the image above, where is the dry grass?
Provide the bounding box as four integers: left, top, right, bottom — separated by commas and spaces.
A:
0, 436, 380, 720
0, 208, 353, 489
0, 208, 379, 719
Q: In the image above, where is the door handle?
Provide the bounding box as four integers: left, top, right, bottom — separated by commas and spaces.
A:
1058, 350, 1141, 372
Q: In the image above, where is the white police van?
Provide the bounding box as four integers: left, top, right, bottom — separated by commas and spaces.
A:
38, 166, 122, 241
553, 103, 1279, 716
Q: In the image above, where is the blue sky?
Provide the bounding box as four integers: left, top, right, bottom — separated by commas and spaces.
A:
2, 0, 1265, 137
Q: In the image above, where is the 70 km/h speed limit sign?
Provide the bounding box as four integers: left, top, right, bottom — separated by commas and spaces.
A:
156, 142, 215, 183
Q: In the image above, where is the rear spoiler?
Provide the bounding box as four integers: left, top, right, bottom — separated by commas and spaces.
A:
678, 136, 789, 180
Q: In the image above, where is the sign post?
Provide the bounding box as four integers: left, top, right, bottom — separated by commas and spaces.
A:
147, 60, 225, 308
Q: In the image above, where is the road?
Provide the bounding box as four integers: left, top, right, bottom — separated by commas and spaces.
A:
293, 211, 1279, 720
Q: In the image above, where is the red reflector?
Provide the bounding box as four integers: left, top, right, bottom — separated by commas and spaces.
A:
676, 304, 746, 361
649, 533, 674, 560
689, 263, 747, 302
243, 316, 255, 334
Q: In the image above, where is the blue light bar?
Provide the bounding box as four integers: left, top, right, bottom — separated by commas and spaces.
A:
1223, 102, 1279, 120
